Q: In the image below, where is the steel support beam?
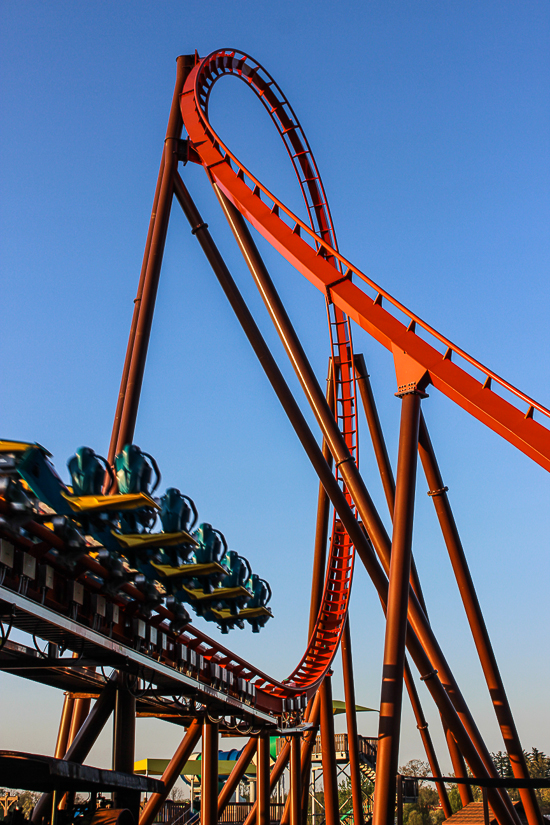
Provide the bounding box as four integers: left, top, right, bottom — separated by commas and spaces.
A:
32, 673, 118, 823
279, 692, 321, 825
418, 415, 542, 825
443, 719, 474, 807
108, 54, 195, 462
112, 678, 138, 821
354, 355, 452, 817
403, 661, 452, 817
319, 677, 339, 825
218, 735, 257, 818
243, 738, 290, 825
354, 352, 427, 614
67, 697, 91, 751
341, 618, 365, 825
201, 718, 218, 825
175, 174, 518, 825
257, 734, 271, 825
140, 718, 202, 825
373, 391, 422, 825
54, 694, 75, 759
246, 693, 321, 825
354, 353, 395, 516
290, 736, 301, 825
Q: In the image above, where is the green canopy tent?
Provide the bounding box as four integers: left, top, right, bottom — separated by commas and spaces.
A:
332, 700, 378, 715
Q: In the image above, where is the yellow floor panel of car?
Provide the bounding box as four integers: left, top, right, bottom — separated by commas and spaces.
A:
113, 530, 196, 550
180, 585, 252, 603
238, 606, 273, 618
150, 561, 225, 579
61, 491, 159, 512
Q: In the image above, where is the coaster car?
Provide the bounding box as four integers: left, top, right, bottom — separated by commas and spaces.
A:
240, 574, 273, 632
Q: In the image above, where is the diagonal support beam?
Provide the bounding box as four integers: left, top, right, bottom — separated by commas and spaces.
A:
217, 736, 257, 818
108, 54, 195, 462
32, 672, 118, 823
139, 718, 202, 825
341, 618, 365, 825
418, 414, 543, 825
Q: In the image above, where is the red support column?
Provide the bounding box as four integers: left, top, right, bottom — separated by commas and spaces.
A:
112, 679, 138, 821
218, 736, 257, 818
373, 390, 422, 825
243, 741, 290, 825
67, 697, 91, 750
290, 735, 302, 825
279, 692, 321, 825
140, 719, 202, 825
341, 619, 365, 825
444, 721, 474, 808
320, 677, 339, 825
54, 694, 75, 759
419, 415, 542, 825
309, 360, 334, 636
257, 735, 271, 825
403, 662, 452, 818
108, 54, 195, 461
201, 718, 219, 825
32, 674, 118, 823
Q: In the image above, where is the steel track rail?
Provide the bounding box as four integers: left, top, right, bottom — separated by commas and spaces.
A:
181, 49, 550, 472
0, 586, 276, 725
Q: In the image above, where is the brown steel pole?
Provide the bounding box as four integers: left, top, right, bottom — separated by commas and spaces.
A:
418, 415, 542, 825
54, 694, 75, 759
112, 677, 138, 821
354, 353, 395, 517
290, 735, 302, 825
257, 734, 271, 825
354, 353, 428, 616
32, 673, 118, 823
109, 54, 195, 459
319, 677, 339, 825
218, 736, 257, 818
57, 695, 93, 811
244, 673, 322, 825
341, 618, 365, 825
354, 359, 472, 815
67, 697, 91, 750
354, 356, 454, 818
140, 719, 202, 825
201, 717, 219, 825
373, 390, 422, 825
300, 733, 314, 825
443, 721, 474, 808
175, 175, 517, 825
243, 740, 290, 825
403, 661, 452, 817
272, 692, 322, 825
107, 151, 165, 469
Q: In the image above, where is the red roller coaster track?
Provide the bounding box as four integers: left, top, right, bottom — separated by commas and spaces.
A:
181, 48, 550, 472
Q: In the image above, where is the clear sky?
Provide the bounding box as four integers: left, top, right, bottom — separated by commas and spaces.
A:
1, 0, 549, 775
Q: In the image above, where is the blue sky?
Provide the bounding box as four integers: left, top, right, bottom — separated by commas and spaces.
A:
1, 0, 549, 773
